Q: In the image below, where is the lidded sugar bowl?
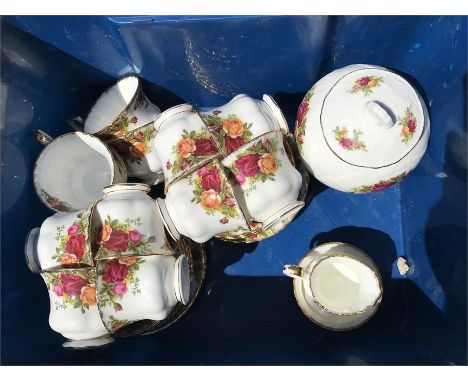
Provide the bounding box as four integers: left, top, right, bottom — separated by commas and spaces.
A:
295, 64, 430, 193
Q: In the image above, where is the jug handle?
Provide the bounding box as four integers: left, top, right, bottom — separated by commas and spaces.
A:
283, 264, 304, 279
34, 130, 53, 145
25, 227, 42, 274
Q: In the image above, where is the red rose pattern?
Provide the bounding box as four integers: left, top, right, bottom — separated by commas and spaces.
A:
225, 135, 245, 154
102, 229, 129, 253
102, 260, 129, 283
60, 273, 87, 297
193, 137, 218, 156
65, 234, 86, 260
234, 153, 261, 177
200, 165, 222, 193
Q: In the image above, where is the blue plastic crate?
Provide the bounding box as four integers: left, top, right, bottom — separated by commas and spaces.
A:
1, 15, 466, 365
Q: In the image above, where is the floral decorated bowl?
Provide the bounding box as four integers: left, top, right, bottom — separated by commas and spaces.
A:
197, 94, 289, 155
92, 183, 173, 260
41, 267, 112, 345
294, 64, 430, 193
222, 130, 304, 231
33, 131, 127, 212
153, 104, 221, 188
83, 75, 161, 140
95, 254, 190, 333
156, 160, 249, 243
25, 208, 94, 271
106, 121, 164, 185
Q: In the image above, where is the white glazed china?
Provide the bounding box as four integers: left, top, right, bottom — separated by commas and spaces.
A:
33, 131, 127, 212
41, 268, 111, 345
92, 183, 173, 260
95, 254, 190, 333
26, 208, 94, 271
84, 75, 161, 139
156, 160, 249, 243
198, 94, 289, 155
295, 64, 430, 193
106, 121, 164, 185
283, 242, 383, 331
153, 104, 221, 188
222, 130, 304, 230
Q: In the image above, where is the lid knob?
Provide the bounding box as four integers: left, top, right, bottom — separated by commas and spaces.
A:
363, 101, 394, 129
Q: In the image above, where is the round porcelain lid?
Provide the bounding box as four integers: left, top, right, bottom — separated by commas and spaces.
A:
320, 68, 425, 168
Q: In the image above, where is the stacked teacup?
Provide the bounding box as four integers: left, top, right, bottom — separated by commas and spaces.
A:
153, 94, 305, 244
27, 76, 192, 348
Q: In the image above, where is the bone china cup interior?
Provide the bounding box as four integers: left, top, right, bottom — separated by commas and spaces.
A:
283, 242, 383, 331
156, 160, 249, 243
84, 75, 161, 138
41, 268, 109, 342
197, 94, 288, 155
26, 208, 94, 271
92, 183, 173, 259
222, 130, 303, 228
153, 104, 221, 187
34, 132, 127, 212
95, 254, 190, 333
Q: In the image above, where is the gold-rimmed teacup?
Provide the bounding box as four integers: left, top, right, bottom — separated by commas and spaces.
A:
283, 242, 383, 331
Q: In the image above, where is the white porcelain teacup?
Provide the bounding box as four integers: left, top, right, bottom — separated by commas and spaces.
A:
84, 75, 161, 140
222, 130, 304, 231
33, 131, 127, 212
198, 94, 289, 155
25, 208, 94, 271
41, 267, 112, 346
106, 121, 164, 185
92, 183, 173, 260
156, 160, 249, 243
153, 104, 221, 188
283, 242, 383, 331
95, 254, 190, 333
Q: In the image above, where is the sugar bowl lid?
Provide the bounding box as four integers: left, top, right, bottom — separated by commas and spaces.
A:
320, 67, 425, 168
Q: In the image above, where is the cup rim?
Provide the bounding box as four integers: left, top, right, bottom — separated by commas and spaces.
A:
307, 253, 383, 316
262, 94, 289, 135
262, 200, 305, 232
292, 242, 383, 330
153, 103, 193, 132
33, 132, 120, 213
103, 182, 151, 195
84, 75, 141, 135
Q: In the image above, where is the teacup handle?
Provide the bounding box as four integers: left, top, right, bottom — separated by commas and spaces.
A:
283, 264, 304, 279
67, 116, 84, 132
25, 227, 42, 274
34, 129, 53, 145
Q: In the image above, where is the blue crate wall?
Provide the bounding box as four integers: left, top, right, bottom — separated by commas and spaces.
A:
1, 16, 466, 365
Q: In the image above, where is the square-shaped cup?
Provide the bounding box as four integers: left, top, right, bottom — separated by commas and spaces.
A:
156, 160, 249, 243
106, 121, 164, 185
41, 268, 109, 342
95, 254, 190, 333
153, 104, 221, 188
198, 94, 289, 155
84, 75, 161, 140
222, 130, 304, 231
26, 208, 95, 271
